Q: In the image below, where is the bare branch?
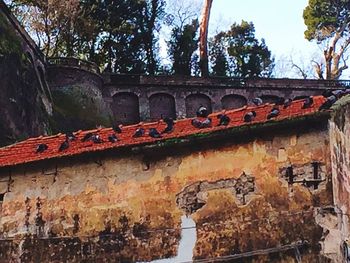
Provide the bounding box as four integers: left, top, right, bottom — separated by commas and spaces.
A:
311, 60, 324, 79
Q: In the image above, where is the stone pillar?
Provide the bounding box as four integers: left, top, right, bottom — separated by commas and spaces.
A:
139, 93, 150, 122
175, 96, 187, 119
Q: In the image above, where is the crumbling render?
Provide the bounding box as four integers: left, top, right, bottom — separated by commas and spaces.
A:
176, 172, 255, 214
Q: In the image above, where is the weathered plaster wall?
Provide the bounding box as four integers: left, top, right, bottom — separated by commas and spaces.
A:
330, 97, 350, 252
0, 127, 336, 262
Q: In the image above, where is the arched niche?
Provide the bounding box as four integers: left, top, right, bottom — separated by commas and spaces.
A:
149, 93, 176, 121
112, 92, 140, 125
185, 94, 212, 117
221, 94, 247, 110
260, 95, 283, 104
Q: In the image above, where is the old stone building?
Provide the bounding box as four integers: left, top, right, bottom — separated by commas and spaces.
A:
0, 95, 349, 262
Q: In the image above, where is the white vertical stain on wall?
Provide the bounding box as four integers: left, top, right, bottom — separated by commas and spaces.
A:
142, 215, 197, 263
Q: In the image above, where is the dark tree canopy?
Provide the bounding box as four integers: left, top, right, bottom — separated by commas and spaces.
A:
168, 19, 199, 75
303, 0, 350, 79
8, 0, 165, 74
209, 32, 229, 77
210, 21, 274, 78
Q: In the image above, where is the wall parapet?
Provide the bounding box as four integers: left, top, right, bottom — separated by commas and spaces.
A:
104, 73, 350, 89
48, 57, 100, 75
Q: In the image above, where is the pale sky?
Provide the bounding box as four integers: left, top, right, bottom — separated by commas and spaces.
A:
164, 0, 349, 78
210, 0, 330, 78
210, 0, 316, 58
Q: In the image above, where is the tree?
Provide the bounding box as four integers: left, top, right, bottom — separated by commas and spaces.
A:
303, 0, 350, 79
199, 0, 213, 77
168, 19, 199, 75
165, 0, 201, 30
210, 21, 274, 78
8, 0, 87, 57
209, 32, 229, 76
8, 0, 165, 74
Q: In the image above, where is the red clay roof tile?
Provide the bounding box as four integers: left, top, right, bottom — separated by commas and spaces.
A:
0, 96, 328, 168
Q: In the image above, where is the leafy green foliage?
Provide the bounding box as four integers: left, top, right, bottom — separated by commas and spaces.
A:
168, 19, 199, 75
303, 0, 350, 79
8, 0, 165, 74
209, 21, 274, 78
209, 32, 228, 77
303, 0, 350, 41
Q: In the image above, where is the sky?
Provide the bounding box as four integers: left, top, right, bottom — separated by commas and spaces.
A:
162, 0, 326, 78
210, 0, 316, 58
209, 0, 328, 78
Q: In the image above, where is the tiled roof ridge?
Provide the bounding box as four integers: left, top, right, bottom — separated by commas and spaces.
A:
0, 95, 329, 168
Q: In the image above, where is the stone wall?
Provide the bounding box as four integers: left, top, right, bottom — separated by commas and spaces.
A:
46, 62, 350, 127
330, 96, 350, 253
47, 65, 113, 132
104, 74, 348, 124
0, 4, 51, 146
0, 123, 339, 262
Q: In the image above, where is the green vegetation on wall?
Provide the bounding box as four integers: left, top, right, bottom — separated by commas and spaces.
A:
51, 88, 112, 133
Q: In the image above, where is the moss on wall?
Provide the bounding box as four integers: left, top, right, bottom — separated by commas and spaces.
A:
50, 87, 112, 133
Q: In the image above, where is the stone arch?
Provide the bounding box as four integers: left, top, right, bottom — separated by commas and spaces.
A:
260, 95, 283, 104
112, 92, 140, 125
221, 94, 247, 110
149, 93, 176, 121
185, 94, 212, 117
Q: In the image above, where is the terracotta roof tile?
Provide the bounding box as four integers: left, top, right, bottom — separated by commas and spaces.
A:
0, 96, 328, 168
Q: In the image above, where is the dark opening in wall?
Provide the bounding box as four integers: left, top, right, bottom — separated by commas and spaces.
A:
149, 93, 176, 121
185, 94, 212, 117
0, 193, 4, 216
260, 95, 283, 104
221, 94, 247, 110
112, 92, 140, 125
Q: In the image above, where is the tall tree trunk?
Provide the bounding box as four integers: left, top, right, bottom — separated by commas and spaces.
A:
199, 0, 213, 77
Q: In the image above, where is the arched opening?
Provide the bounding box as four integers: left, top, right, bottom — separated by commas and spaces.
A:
260, 95, 283, 104
221, 94, 247, 110
149, 93, 176, 121
112, 92, 140, 125
185, 94, 212, 117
